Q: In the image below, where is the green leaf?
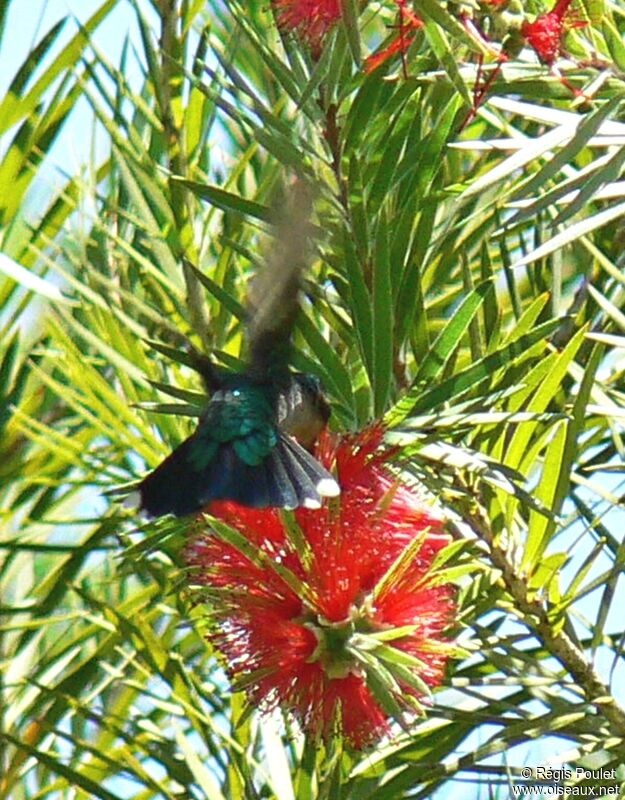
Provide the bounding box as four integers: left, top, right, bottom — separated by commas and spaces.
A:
173, 179, 273, 221
0, 253, 70, 303
503, 325, 587, 472
372, 211, 394, 415
387, 318, 560, 423
460, 123, 577, 201
512, 200, 625, 270
422, 17, 472, 106
413, 0, 479, 50
340, 0, 361, 64
0, 0, 118, 133
508, 97, 621, 213
342, 230, 374, 380
415, 278, 493, 382
2, 733, 124, 800
523, 420, 569, 570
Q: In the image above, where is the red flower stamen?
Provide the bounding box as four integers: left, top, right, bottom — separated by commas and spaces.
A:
274, 0, 341, 52
186, 427, 457, 747
521, 0, 590, 65
364, 0, 423, 74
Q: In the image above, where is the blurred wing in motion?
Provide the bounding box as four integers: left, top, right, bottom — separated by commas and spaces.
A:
246, 181, 314, 380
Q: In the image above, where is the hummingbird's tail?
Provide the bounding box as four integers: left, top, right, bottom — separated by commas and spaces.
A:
263, 433, 340, 510
138, 431, 339, 517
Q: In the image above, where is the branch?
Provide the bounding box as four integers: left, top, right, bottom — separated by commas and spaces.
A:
466, 503, 625, 738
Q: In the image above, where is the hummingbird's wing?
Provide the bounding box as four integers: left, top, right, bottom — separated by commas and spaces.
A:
138, 431, 339, 516
246, 182, 313, 379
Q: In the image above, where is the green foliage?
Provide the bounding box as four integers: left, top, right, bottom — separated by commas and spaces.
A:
2, 0, 625, 796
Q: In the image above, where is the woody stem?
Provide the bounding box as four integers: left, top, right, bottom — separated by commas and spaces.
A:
464, 504, 625, 740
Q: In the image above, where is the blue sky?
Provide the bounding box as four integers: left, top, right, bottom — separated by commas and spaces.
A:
1, 0, 143, 93
0, 0, 150, 193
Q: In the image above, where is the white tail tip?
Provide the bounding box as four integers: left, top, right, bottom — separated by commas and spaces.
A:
303, 497, 322, 509
316, 478, 340, 498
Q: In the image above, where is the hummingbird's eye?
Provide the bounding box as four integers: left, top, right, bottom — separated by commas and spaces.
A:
299, 373, 323, 395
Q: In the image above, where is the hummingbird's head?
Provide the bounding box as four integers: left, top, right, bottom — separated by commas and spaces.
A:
278, 372, 331, 450
293, 372, 331, 424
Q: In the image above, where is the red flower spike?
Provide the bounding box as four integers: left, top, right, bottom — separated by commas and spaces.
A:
274, 0, 341, 52
521, 0, 592, 66
187, 427, 456, 748
364, 0, 424, 75
460, 0, 601, 128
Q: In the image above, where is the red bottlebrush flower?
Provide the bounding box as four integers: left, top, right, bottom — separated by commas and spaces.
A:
186, 427, 457, 748
521, 0, 591, 65
274, 0, 341, 52
364, 0, 424, 74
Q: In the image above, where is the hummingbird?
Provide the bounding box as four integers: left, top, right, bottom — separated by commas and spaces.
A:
137, 184, 340, 518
